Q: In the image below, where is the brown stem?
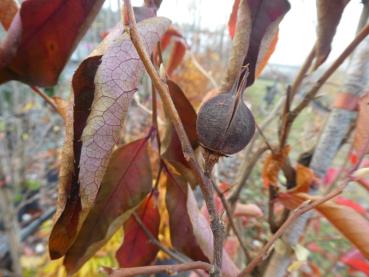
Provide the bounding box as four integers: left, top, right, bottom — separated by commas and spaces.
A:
151, 83, 161, 152
30, 86, 59, 114
290, 23, 369, 123
133, 212, 209, 277
212, 181, 252, 262
103, 261, 214, 277
289, 45, 315, 100
123, 1, 224, 275
356, 0, 369, 34
228, 146, 268, 206
238, 181, 349, 276
133, 213, 187, 263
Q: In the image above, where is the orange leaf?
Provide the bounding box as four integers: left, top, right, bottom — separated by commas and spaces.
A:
227, 0, 240, 39
255, 32, 278, 78
278, 192, 369, 259
116, 192, 160, 267
293, 164, 316, 193
262, 145, 290, 187
166, 39, 186, 77
0, 0, 18, 30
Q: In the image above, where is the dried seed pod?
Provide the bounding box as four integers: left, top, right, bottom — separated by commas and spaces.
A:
196, 92, 255, 155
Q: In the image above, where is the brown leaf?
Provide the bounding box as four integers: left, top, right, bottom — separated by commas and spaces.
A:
0, 0, 105, 86
241, 0, 290, 87
49, 56, 101, 259
0, 0, 18, 30
64, 137, 153, 274
116, 192, 160, 267
164, 167, 209, 261
314, 0, 350, 69
161, 80, 198, 185
78, 17, 170, 214
278, 192, 369, 259
224, 0, 290, 90
164, 167, 239, 276
354, 92, 369, 154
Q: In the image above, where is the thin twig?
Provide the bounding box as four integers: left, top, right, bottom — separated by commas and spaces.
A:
238, 181, 349, 276
229, 146, 268, 205
103, 261, 214, 277
290, 23, 369, 123
123, 2, 223, 275
133, 212, 208, 277
212, 181, 252, 262
133, 213, 187, 263
30, 86, 59, 113
289, 45, 315, 100
189, 52, 218, 89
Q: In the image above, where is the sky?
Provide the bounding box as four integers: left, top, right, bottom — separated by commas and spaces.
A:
105, 0, 363, 66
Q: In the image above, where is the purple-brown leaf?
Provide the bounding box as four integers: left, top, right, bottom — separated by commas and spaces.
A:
63, 137, 153, 274
78, 17, 170, 212
314, 0, 350, 69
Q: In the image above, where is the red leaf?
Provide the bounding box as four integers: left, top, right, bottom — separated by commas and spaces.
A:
341, 249, 369, 275
63, 137, 153, 274
323, 167, 339, 186
228, 0, 240, 39
166, 39, 186, 77
0, 0, 105, 87
160, 28, 187, 77
161, 27, 182, 50
116, 192, 160, 267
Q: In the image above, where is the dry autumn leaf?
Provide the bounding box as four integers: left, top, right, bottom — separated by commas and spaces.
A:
314, 0, 350, 69
164, 167, 240, 277
0, 0, 18, 30
63, 137, 153, 274
78, 17, 170, 212
160, 28, 187, 77
278, 192, 369, 259
50, 17, 169, 260
116, 192, 160, 267
0, 0, 105, 86
262, 145, 290, 187
224, 0, 290, 90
